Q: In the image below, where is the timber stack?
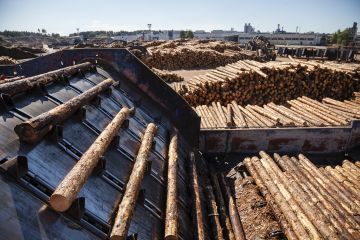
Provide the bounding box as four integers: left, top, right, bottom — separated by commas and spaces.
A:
236, 151, 360, 240
193, 94, 360, 128
0, 56, 18, 65
178, 59, 360, 106
142, 40, 259, 70
152, 68, 184, 83
73, 39, 259, 70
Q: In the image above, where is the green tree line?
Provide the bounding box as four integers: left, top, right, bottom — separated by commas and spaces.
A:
180, 30, 194, 39
331, 29, 350, 45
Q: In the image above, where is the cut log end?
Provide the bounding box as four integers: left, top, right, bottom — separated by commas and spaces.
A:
49, 194, 71, 212
164, 235, 178, 240
109, 235, 125, 240
14, 123, 52, 143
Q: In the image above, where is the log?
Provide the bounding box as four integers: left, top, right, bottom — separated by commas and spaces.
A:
49, 107, 132, 212
217, 173, 246, 240
110, 123, 158, 240
153, 68, 184, 83
257, 155, 320, 240
14, 78, 115, 143
249, 156, 310, 240
189, 152, 206, 240
209, 166, 235, 240
143, 40, 257, 71
226, 104, 234, 127
275, 154, 360, 239
243, 158, 298, 240
204, 181, 224, 240
0, 62, 92, 96
325, 167, 360, 199
164, 134, 179, 240
298, 155, 360, 214
260, 152, 341, 239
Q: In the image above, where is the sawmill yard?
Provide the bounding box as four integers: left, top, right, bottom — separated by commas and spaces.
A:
127, 39, 360, 130
1, 34, 360, 240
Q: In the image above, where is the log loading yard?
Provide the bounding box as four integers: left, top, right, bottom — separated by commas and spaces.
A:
0, 37, 360, 240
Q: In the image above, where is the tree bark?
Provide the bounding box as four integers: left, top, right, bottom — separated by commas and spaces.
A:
50, 107, 132, 212
15, 78, 114, 143
248, 156, 311, 240
218, 173, 246, 240
0, 62, 92, 96
244, 158, 298, 240
189, 152, 206, 240
110, 123, 157, 240
209, 166, 235, 240
164, 134, 179, 240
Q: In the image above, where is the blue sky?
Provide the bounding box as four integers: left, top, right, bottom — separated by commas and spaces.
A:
0, 0, 359, 35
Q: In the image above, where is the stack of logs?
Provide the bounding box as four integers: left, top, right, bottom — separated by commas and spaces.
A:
142, 40, 259, 70
0, 56, 18, 65
227, 164, 283, 239
194, 94, 360, 128
152, 68, 184, 83
192, 154, 283, 240
177, 59, 360, 106
193, 155, 248, 240
242, 151, 360, 240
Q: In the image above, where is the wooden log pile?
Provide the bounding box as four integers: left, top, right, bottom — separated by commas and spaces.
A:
177, 60, 360, 107
241, 151, 360, 240
232, 170, 283, 239
0, 56, 18, 65
142, 40, 258, 70
193, 95, 360, 129
152, 68, 184, 83
194, 155, 247, 240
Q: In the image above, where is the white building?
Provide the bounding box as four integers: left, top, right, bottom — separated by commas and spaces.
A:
238, 32, 326, 46
112, 30, 241, 42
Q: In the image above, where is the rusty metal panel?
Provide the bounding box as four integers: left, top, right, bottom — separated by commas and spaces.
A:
347, 120, 360, 151
200, 121, 360, 155
201, 131, 228, 153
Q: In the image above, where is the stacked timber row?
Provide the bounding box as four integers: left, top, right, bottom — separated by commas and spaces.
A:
229, 167, 285, 239
0, 56, 18, 65
193, 94, 360, 129
142, 40, 259, 70
152, 68, 184, 83
192, 155, 247, 240
193, 155, 283, 240
238, 151, 360, 240
176, 59, 360, 106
